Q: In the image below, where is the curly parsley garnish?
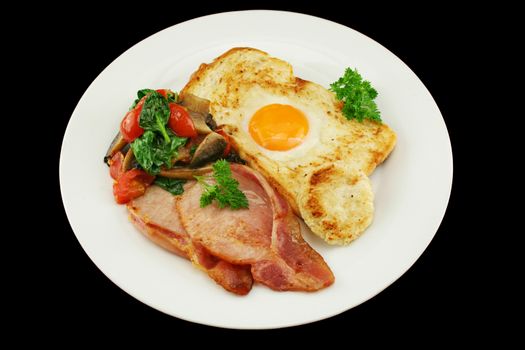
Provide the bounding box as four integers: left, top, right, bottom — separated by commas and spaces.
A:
330, 68, 382, 123
195, 160, 249, 210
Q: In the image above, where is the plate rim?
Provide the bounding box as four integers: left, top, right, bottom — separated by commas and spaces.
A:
59, 9, 453, 329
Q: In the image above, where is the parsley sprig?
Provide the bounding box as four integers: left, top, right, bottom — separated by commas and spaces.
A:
330, 68, 382, 123
195, 160, 249, 210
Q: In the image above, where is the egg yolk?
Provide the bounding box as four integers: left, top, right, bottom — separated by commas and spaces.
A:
249, 104, 309, 151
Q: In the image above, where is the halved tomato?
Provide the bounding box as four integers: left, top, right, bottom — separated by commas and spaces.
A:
156, 89, 169, 98
120, 97, 146, 142
168, 103, 197, 138
109, 152, 124, 180
113, 169, 155, 204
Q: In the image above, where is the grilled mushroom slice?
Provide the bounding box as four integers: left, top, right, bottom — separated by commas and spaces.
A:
159, 166, 213, 179
104, 132, 127, 164
180, 93, 210, 115
189, 132, 227, 168
171, 144, 192, 165
205, 113, 217, 131
188, 111, 213, 135
122, 148, 135, 171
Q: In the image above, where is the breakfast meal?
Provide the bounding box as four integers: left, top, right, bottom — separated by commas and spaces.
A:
104, 47, 396, 295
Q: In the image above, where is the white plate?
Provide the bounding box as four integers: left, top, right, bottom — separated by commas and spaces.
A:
60, 10, 452, 329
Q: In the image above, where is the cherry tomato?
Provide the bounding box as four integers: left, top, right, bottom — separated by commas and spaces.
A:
216, 129, 231, 156
168, 103, 197, 138
120, 97, 146, 142
157, 89, 177, 101
113, 169, 155, 204
156, 89, 169, 98
109, 152, 124, 180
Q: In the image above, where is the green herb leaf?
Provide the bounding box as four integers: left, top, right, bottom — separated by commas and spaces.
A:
138, 91, 171, 143
196, 178, 218, 208
330, 68, 381, 123
154, 177, 186, 195
130, 89, 154, 109
195, 160, 249, 210
165, 129, 188, 156
131, 130, 187, 175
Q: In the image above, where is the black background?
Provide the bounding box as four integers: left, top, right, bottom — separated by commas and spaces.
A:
20, 2, 491, 341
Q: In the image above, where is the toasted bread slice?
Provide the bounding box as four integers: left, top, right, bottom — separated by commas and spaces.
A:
181, 48, 396, 245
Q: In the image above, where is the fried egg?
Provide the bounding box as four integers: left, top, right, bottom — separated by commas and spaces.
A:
239, 91, 323, 162
181, 48, 396, 245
